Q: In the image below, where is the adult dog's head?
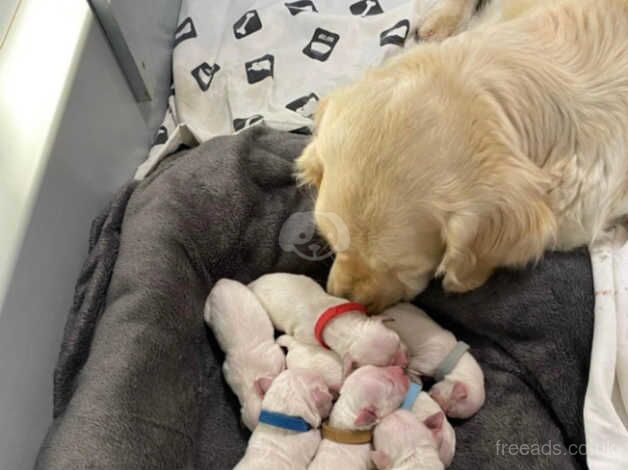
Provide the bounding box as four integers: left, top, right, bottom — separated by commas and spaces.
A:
296, 48, 556, 312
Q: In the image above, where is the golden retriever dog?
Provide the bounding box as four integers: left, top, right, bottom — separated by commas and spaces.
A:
296, 0, 628, 312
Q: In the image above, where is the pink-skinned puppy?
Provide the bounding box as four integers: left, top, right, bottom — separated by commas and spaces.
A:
380, 303, 485, 418
204, 278, 285, 430
277, 335, 344, 394
410, 390, 456, 465
308, 365, 409, 470
235, 369, 334, 470
249, 273, 407, 376
371, 409, 445, 470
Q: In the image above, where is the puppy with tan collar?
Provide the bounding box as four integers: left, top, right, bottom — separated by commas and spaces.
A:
277, 335, 344, 394
308, 365, 409, 470
381, 303, 485, 419
204, 279, 285, 430
371, 409, 446, 470
234, 368, 333, 470
249, 273, 407, 376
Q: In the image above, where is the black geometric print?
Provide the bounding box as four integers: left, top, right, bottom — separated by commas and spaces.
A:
245, 54, 275, 84
153, 126, 168, 145
233, 114, 264, 131
350, 0, 383, 16
173, 18, 197, 47
285, 0, 318, 15
191, 63, 221, 91
303, 28, 340, 62
380, 19, 410, 46
233, 10, 262, 39
286, 93, 319, 117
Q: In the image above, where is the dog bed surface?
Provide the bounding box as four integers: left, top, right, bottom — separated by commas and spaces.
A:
36, 126, 593, 469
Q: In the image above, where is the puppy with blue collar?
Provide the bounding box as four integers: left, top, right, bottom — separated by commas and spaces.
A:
234, 368, 333, 470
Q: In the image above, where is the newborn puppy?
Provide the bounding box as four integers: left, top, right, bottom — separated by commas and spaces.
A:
235, 369, 333, 470
277, 335, 344, 394
410, 390, 456, 466
381, 303, 484, 418
249, 273, 406, 375
371, 409, 445, 470
204, 279, 285, 430
309, 365, 409, 470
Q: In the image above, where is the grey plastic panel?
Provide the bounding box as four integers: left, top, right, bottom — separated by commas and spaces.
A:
89, 0, 181, 129
0, 9, 174, 469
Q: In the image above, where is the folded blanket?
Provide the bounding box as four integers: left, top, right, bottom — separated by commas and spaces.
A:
36, 126, 593, 469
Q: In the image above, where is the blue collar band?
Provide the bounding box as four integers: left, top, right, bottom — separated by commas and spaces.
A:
258, 409, 312, 432
401, 382, 422, 410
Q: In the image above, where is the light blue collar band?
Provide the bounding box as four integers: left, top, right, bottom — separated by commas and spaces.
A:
258, 409, 312, 432
401, 382, 422, 410
433, 341, 470, 382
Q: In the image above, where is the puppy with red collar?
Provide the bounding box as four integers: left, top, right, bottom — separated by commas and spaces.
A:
234, 369, 333, 470
249, 273, 407, 376
308, 365, 409, 469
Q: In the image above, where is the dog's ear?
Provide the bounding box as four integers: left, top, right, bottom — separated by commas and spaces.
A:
295, 141, 323, 188
294, 97, 329, 188
437, 154, 557, 293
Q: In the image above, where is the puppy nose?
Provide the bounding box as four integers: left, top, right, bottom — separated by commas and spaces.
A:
391, 349, 408, 368
384, 366, 409, 387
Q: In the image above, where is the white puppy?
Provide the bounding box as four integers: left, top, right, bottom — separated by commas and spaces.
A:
204, 278, 285, 430
308, 365, 409, 470
403, 384, 456, 466
381, 303, 485, 419
371, 409, 445, 470
235, 369, 333, 470
277, 335, 344, 394
249, 273, 407, 375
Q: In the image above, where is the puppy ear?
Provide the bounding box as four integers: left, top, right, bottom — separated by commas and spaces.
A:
438, 154, 556, 293
295, 142, 323, 188
452, 381, 468, 401
370, 450, 392, 470
311, 387, 334, 419
254, 376, 274, 398
354, 405, 378, 427
424, 411, 445, 447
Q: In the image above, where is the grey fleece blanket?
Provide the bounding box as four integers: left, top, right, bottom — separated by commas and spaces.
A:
36, 126, 593, 469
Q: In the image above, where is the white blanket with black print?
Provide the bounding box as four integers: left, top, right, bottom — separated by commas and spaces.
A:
135, 0, 439, 179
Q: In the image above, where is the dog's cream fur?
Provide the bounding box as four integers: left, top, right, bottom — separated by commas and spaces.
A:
308, 365, 409, 470
204, 279, 285, 430
382, 303, 485, 418
234, 369, 333, 470
297, 0, 628, 311
248, 273, 407, 375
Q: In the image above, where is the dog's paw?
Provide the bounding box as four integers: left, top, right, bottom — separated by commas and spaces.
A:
416, 0, 476, 42
418, 10, 463, 41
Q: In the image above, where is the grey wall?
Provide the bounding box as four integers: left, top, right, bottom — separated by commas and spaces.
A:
0, 4, 177, 467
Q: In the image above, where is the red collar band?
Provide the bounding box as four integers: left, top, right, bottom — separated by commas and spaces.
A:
314, 302, 368, 348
